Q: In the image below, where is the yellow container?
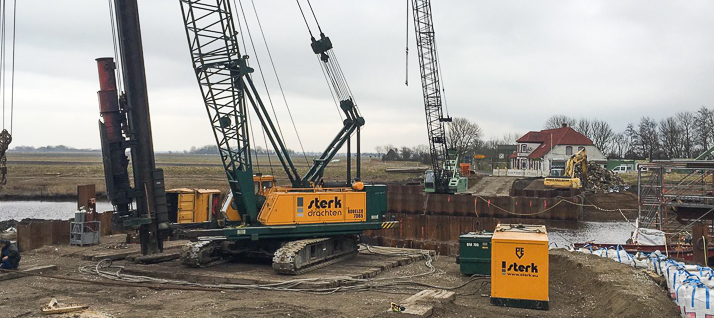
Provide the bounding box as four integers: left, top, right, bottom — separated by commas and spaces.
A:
490, 224, 549, 310
167, 188, 222, 224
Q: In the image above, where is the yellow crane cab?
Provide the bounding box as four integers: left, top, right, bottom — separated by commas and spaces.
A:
222, 175, 277, 221
253, 174, 276, 196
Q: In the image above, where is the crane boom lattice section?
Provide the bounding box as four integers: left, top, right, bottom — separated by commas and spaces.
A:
179, 0, 257, 220
411, 0, 452, 193
180, 0, 304, 223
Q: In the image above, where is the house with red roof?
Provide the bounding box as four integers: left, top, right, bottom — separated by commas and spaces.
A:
508, 123, 606, 176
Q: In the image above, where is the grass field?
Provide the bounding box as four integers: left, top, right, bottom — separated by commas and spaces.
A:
0, 152, 426, 199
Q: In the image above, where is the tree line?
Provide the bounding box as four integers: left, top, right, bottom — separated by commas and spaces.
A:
545, 107, 712, 160
375, 106, 714, 164
375, 117, 518, 163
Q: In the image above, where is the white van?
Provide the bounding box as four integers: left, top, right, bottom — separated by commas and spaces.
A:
612, 165, 632, 174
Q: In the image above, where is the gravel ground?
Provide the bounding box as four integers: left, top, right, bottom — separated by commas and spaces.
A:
0, 246, 678, 318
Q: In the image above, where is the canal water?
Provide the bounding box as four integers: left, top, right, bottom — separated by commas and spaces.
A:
0, 201, 114, 222
0, 201, 637, 246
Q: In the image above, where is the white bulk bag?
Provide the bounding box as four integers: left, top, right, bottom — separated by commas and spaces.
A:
675, 279, 713, 318
669, 268, 697, 299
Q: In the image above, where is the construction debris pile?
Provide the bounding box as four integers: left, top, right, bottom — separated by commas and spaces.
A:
580, 164, 627, 193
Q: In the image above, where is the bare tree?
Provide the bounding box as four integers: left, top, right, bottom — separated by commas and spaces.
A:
575, 119, 594, 140
659, 116, 682, 159
695, 106, 714, 153
590, 120, 614, 153
624, 123, 640, 158
638, 117, 659, 160
400, 147, 414, 161
608, 132, 628, 158
446, 117, 483, 160
412, 144, 431, 164
676, 111, 695, 158
544, 115, 577, 130
374, 145, 386, 157
484, 132, 521, 150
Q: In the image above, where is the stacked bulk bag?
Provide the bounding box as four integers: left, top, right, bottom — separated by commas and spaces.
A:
675, 278, 713, 317
569, 243, 714, 317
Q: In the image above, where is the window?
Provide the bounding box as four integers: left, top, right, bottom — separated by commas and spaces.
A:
521, 144, 527, 152
566, 146, 573, 155
578, 146, 585, 152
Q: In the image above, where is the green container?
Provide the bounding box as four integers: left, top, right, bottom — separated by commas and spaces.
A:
458, 232, 493, 275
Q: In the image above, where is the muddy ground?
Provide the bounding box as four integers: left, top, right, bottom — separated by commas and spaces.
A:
0, 242, 678, 318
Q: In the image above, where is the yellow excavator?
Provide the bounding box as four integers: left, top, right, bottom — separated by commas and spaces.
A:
544, 149, 587, 189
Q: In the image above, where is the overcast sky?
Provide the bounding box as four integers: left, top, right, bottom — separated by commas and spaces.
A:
2, 1, 713, 152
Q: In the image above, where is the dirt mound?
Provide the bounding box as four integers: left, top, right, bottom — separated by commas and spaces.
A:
548, 249, 678, 318
524, 179, 546, 190
464, 176, 519, 196
0, 219, 17, 231
429, 249, 679, 318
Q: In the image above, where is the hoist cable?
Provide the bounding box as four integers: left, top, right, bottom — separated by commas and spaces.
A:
305, 0, 323, 35
9, 0, 16, 134
261, 120, 274, 176
330, 50, 360, 116
107, 0, 123, 94
236, 0, 287, 144
405, 0, 409, 86
315, 55, 343, 120
232, 0, 270, 174
1, 0, 6, 131
248, 0, 309, 167
295, 0, 313, 39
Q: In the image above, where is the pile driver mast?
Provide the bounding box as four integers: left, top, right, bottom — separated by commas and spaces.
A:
97, 0, 170, 255
410, 0, 466, 194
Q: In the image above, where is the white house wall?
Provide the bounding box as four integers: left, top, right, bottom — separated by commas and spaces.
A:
516, 142, 541, 157
542, 145, 606, 174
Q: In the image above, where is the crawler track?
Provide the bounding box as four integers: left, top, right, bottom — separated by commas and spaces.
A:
272, 236, 358, 275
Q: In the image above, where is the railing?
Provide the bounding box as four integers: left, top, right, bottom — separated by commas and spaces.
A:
492, 169, 545, 177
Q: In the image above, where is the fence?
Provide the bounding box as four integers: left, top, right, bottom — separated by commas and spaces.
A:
492, 169, 545, 177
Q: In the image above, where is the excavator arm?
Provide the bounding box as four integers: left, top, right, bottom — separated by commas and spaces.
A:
545, 149, 587, 189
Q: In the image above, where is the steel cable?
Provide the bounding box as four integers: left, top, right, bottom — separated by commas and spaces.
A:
9, 0, 15, 134
249, 0, 310, 167
76, 244, 489, 295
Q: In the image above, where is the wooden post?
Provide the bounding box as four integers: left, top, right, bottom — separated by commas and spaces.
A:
692, 223, 708, 266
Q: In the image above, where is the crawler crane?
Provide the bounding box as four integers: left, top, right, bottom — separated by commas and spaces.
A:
176, 0, 394, 274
